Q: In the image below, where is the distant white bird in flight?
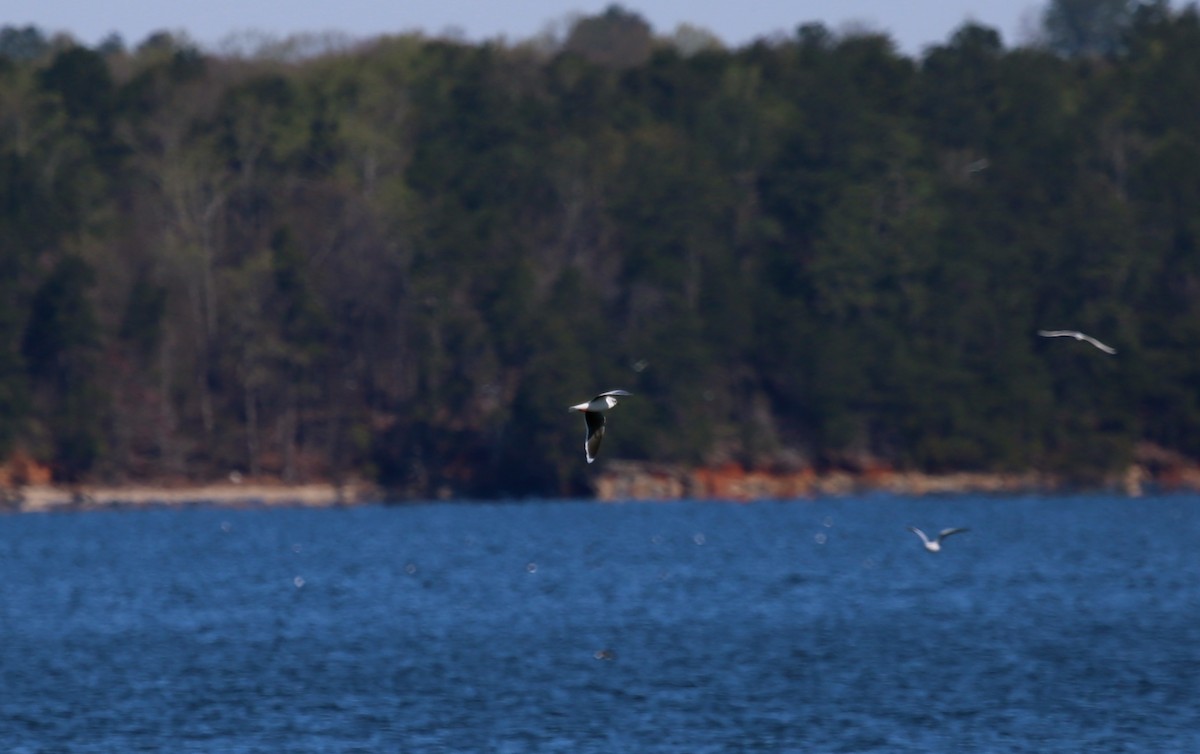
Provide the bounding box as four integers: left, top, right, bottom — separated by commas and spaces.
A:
907, 526, 969, 553
569, 390, 632, 463
1037, 330, 1116, 354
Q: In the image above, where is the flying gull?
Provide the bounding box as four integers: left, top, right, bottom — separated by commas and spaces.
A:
569, 390, 632, 464
907, 526, 969, 553
1037, 330, 1116, 355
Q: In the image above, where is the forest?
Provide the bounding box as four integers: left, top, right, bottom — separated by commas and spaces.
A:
1, 0, 1199, 497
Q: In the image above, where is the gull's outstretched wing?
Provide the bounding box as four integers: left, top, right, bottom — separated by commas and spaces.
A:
938, 527, 969, 541
1078, 334, 1116, 354
907, 526, 931, 545
593, 389, 633, 400
1038, 330, 1116, 355
584, 411, 606, 464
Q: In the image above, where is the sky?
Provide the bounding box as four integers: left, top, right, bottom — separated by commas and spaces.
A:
6, 1, 1051, 57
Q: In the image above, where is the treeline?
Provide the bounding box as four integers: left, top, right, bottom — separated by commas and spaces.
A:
2, 2, 1199, 497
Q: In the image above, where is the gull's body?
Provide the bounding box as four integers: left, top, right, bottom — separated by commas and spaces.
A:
569, 390, 632, 464
1037, 330, 1116, 355
908, 526, 969, 553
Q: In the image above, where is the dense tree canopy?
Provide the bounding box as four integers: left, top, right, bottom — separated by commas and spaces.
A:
1, 1, 1198, 496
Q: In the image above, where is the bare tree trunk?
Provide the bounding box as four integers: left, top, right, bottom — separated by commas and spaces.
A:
244, 382, 260, 478
281, 387, 298, 483
158, 338, 182, 475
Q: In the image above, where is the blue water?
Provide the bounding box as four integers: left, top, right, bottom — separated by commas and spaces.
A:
1, 494, 1198, 753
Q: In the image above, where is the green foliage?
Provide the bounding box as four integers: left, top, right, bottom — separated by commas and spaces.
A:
38, 47, 114, 122
119, 276, 168, 358
21, 256, 104, 479
564, 5, 654, 68
0, 25, 48, 62
1041, 0, 1142, 57
3, 7, 1200, 493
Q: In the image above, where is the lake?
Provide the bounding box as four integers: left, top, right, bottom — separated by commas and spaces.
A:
1, 494, 1197, 752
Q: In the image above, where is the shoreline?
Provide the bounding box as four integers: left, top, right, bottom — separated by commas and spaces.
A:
1, 459, 1194, 513
592, 461, 1151, 502
1, 480, 382, 514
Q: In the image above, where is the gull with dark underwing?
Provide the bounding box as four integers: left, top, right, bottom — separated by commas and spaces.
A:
569, 390, 632, 464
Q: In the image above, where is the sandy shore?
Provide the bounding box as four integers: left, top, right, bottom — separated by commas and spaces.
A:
3, 481, 382, 513
0, 456, 1183, 513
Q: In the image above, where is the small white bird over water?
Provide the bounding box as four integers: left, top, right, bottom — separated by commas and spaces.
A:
1037, 330, 1117, 355
569, 390, 632, 464
908, 526, 969, 553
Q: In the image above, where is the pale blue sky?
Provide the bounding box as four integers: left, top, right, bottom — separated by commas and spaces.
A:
5, 1, 1055, 56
